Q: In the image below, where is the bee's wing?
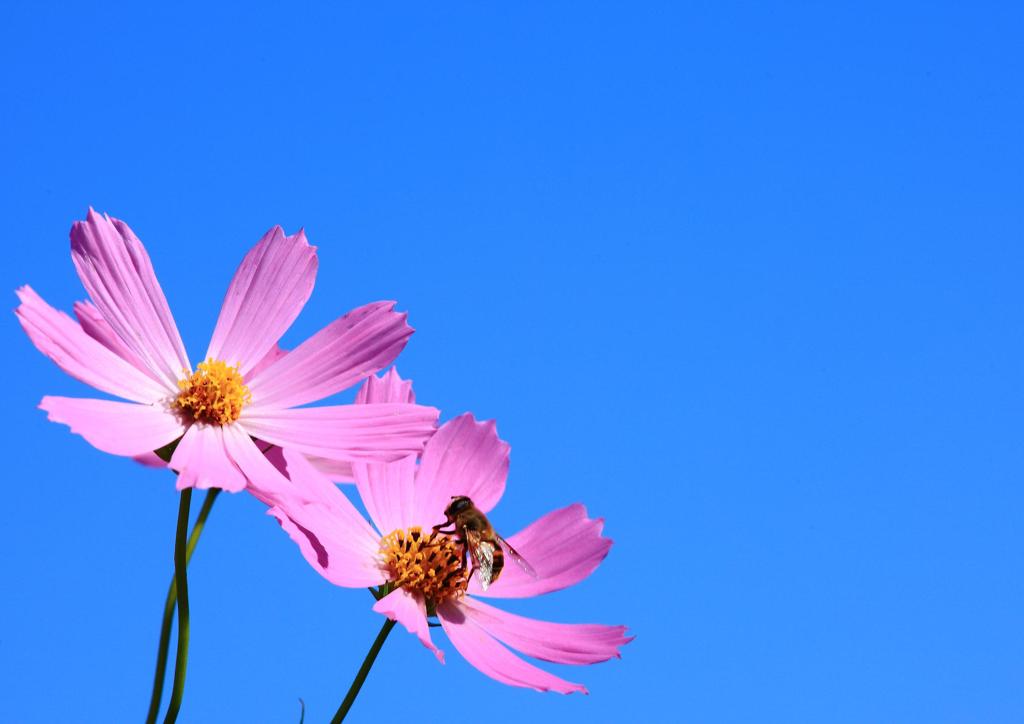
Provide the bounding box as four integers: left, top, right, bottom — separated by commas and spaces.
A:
466, 530, 497, 591
497, 535, 538, 579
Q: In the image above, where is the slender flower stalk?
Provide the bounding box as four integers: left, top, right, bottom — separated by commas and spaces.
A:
163, 489, 193, 724
145, 488, 220, 724
16, 211, 438, 719
330, 618, 397, 724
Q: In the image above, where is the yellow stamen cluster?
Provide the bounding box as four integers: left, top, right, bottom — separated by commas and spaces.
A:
176, 359, 251, 425
380, 527, 468, 604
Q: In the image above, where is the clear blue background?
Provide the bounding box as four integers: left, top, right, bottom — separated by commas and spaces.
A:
1, 3, 1021, 722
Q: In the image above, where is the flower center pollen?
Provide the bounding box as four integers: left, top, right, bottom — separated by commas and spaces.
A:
176, 359, 251, 425
380, 527, 468, 605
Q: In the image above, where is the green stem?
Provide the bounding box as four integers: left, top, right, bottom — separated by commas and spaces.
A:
330, 618, 397, 723
145, 489, 220, 724
162, 489, 193, 724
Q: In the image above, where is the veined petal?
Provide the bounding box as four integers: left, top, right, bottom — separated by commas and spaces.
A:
457, 597, 631, 665
241, 403, 439, 464
206, 226, 316, 376
69, 210, 189, 390
17, 286, 173, 403
437, 601, 587, 694
39, 396, 184, 457
249, 443, 345, 509
355, 367, 416, 404
73, 299, 154, 378
269, 497, 384, 588
372, 588, 443, 662
170, 424, 247, 492
413, 414, 509, 524
305, 457, 355, 483
469, 504, 611, 599
248, 302, 413, 409
353, 454, 418, 535
221, 428, 296, 500
247, 344, 288, 379
304, 368, 417, 482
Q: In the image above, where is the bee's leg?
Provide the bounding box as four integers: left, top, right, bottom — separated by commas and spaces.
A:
424, 524, 459, 550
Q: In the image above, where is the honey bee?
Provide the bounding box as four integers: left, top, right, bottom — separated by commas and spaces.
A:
432, 495, 538, 591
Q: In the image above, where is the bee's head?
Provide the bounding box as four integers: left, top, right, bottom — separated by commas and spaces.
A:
446, 495, 473, 516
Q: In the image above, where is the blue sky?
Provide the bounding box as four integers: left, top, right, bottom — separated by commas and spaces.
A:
1, 3, 1022, 722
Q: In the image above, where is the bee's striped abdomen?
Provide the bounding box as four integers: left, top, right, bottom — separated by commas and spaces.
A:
490, 544, 505, 584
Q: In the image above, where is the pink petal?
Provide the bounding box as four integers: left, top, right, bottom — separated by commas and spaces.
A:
133, 452, 168, 468
457, 596, 631, 665
437, 601, 587, 694
241, 403, 439, 464
206, 226, 317, 376
248, 302, 413, 409
247, 344, 288, 378
250, 444, 346, 509
469, 504, 611, 599
352, 454, 418, 535
268, 497, 384, 588
304, 457, 355, 483
73, 299, 154, 377
355, 367, 416, 404
303, 368, 417, 483
226, 429, 335, 505
169, 424, 247, 492
16, 286, 173, 404
39, 396, 184, 457
372, 588, 443, 662
413, 414, 509, 526
69, 210, 189, 390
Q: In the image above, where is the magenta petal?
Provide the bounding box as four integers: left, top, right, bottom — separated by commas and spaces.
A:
73, 299, 155, 377
170, 424, 247, 492
206, 226, 317, 375
69, 210, 189, 390
250, 444, 346, 509
413, 414, 509, 524
304, 457, 355, 484
241, 403, 439, 464
262, 445, 385, 588
133, 451, 167, 468
16, 286, 172, 404
247, 344, 288, 379
355, 367, 416, 404
353, 454, 418, 535
469, 504, 611, 599
457, 597, 631, 665
221, 427, 327, 503
437, 601, 587, 694
39, 396, 184, 457
372, 588, 444, 662
304, 368, 418, 482
248, 302, 413, 409
268, 498, 384, 588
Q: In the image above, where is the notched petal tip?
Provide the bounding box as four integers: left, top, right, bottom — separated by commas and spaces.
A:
291, 226, 317, 252
206, 223, 318, 374
614, 631, 637, 658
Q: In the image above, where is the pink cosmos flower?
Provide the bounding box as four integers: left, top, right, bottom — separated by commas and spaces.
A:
269, 370, 631, 693
16, 210, 439, 498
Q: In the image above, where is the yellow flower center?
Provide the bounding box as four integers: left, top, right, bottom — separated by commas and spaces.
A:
380, 527, 468, 605
176, 359, 251, 425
